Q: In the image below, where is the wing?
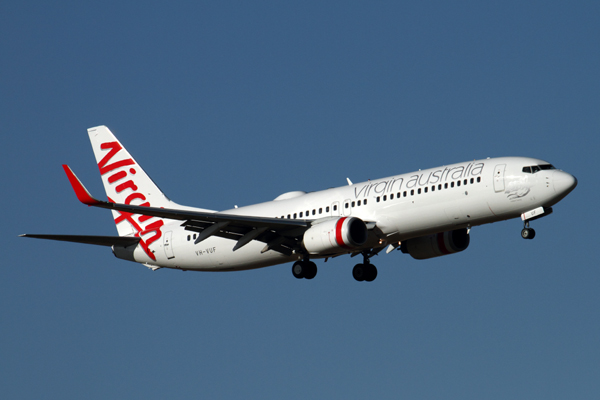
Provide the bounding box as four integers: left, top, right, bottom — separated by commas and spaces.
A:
63, 165, 310, 255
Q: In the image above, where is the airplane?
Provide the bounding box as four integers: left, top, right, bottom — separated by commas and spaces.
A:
21, 126, 577, 282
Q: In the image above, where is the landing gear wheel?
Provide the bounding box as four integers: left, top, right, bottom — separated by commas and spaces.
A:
304, 261, 317, 280
521, 228, 536, 240
292, 260, 317, 279
528, 228, 536, 239
352, 264, 366, 282
292, 261, 305, 279
364, 265, 378, 282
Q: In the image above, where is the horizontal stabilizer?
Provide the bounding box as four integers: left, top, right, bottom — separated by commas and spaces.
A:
20, 234, 140, 247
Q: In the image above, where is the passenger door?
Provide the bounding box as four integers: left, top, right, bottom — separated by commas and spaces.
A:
493, 164, 506, 192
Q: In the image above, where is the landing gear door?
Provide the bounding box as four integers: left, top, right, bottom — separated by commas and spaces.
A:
493, 164, 506, 193
163, 231, 175, 259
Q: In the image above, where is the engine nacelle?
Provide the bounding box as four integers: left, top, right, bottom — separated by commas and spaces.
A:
401, 228, 470, 260
303, 217, 368, 255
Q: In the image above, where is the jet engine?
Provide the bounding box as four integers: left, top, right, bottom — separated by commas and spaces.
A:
401, 228, 470, 260
303, 217, 368, 255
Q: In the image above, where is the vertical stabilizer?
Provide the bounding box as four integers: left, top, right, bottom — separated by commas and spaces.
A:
87, 126, 171, 239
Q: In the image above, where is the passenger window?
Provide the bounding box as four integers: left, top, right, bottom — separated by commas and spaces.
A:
418, 188, 421, 194
187, 235, 190, 241
457, 181, 461, 187
451, 182, 454, 188
411, 189, 414, 196
477, 177, 481, 182
470, 178, 474, 184
438, 184, 442, 190
293, 213, 297, 219
357, 200, 361, 206
312, 210, 316, 215
464, 179, 467, 185
424, 187, 428, 193
390, 193, 394, 200
319, 208, 322, 214
299, 212, 303, 217
377, 196, 380, 202
345, 203, 349, 209
431, 185, 435, 192
403, 191, 407, 197
287, 214, 291, 219
364, 199, 367, 205
351, 201, 355, 207
193, 234, 197, 240
383, 195, 387, 201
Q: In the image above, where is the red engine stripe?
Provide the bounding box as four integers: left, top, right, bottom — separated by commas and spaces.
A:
335, 217, 351, 249
437, 232, 450, 255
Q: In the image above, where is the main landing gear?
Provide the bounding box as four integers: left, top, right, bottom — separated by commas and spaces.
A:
521, 221, 536, 240
292, 260, 317, 280
352, 252, 377, 282
292, 251, 378, 282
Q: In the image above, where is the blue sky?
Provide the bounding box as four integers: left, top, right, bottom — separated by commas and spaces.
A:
2, 1, 599, 398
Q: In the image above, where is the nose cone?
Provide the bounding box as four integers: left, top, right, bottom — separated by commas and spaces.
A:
553, 171, 578, 196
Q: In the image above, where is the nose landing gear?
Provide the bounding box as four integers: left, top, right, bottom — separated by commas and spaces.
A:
521, 221, 536, 240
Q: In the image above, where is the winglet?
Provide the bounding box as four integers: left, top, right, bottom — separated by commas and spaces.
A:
62, 165, 103, 206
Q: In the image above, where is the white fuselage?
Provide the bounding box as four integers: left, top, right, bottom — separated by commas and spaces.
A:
128, 157, 575, 271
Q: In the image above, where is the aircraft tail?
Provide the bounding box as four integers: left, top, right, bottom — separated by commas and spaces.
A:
87, 126, 174, 238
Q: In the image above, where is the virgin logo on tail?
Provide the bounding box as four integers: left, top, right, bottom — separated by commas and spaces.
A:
98, 141, 163, 261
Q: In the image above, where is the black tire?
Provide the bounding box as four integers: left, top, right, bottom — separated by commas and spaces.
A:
528, 228, 536, 240
304, 261, 317, 280
352, 264, 365, 282
292, 261, 305, 279
364, 265, 378, 282
521, 228, 530, 239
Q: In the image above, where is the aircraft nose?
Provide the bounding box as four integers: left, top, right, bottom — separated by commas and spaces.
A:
553, 171, 577, 195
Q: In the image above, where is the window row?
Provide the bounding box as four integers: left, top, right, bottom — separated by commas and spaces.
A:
277, 176, 482, 220
376, 176, 481, 202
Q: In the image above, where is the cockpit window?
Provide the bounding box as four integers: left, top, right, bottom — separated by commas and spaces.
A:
522, 164, 556, 174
